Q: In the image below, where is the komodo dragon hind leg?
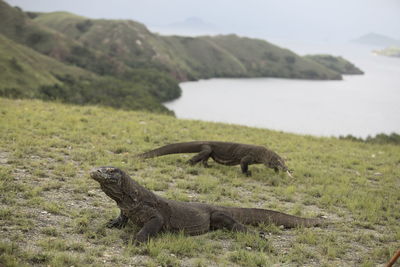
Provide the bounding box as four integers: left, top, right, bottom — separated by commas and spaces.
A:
187, 145, 212, 167
107, 210, 129, 229
210, 211, 248, 232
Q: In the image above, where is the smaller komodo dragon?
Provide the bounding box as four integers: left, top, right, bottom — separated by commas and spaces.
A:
90, 166, 323, 243
136, 141, 293, 177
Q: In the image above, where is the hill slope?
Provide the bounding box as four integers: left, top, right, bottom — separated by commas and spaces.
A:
304, 55, 364, 75
33, 11, 343, 81
0, 1, 180, 113
0, 98, 398, 266
0, 33, 93, 95
0, 33, 174, 114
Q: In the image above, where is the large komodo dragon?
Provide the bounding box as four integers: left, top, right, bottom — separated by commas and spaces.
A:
90, 166, 323, 243
137, 141, 293, 177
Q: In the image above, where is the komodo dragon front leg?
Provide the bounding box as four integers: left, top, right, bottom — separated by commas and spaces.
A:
135, 214, 164, 243
240, 155, 253, 176
107, 210, 129, 229
130, 206, 165, 243
187, 145, 212, 167
108, 207, 165, 243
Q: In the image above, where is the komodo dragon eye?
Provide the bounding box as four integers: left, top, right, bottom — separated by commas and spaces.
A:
105, 167, 117, 174
104, 168, 122, 182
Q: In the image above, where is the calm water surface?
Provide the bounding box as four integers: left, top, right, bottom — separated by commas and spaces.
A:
165, 43, 400, 137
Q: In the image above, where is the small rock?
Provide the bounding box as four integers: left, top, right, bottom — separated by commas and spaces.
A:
87, 190, 96, 196
246, 246, 252, 251
41, 211, 48, 214
170, 253, 176, 257
374, 172, 383, 176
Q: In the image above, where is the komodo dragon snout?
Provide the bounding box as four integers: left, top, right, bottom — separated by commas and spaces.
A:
264, 153, 294, 178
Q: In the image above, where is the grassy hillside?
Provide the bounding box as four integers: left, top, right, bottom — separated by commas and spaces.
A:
0, 1, 180, 113
0, 33, 93, 93
0, 98, 399, 266
305, 55, 364, 75
0, 34, 175, 114
33, 11, 344, 81
0, 1, 72, 60
0, 1, 134, 76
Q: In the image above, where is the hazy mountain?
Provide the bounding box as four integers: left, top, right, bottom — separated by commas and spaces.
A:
352, 33, 400, 47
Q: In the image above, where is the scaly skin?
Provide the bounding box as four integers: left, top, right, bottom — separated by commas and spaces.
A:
90, 166, 323, 243
137, 141, 293, 177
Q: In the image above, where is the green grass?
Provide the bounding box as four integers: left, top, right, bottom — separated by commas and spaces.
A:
0, 98, 399, 266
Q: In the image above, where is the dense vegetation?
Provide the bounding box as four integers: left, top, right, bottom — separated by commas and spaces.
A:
339, 133, 400, 145
0, 98, 399, 266
305, 55, 364, 75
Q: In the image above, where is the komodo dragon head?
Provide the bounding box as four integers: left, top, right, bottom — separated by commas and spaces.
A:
90, 166, 157, 211
262, 151, 294, 178
90, 166, 126, 203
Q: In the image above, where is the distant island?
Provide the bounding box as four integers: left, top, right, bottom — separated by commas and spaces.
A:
374, 47, 400, 58
0, 0, 363, 114
353, 33, 400, 47
353, 33, 400, 59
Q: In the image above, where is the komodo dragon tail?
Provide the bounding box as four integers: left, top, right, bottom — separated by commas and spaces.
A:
228, 207, 323, 228
136, 141, 207, 159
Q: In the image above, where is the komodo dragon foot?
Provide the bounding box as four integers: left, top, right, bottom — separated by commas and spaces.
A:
106, 213, 128, 229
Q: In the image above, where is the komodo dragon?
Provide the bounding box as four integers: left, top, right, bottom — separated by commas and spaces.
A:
90, 166, 323, 243
137, 141, 293, 177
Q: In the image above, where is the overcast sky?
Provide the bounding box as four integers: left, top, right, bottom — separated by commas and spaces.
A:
5, 0, 400, 42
